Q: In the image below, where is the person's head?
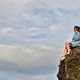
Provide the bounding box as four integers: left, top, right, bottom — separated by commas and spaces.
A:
74, 26, 80, 32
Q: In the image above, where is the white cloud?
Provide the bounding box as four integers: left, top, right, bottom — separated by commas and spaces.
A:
0, 0, 33, 8
0, 44, 54, 71
0, 0, 79, 9
35, 0, 80, 9
0, 27, 14, 34
0, 27, 21, 38
48, 24, 63, 33
16, 73, 56, 80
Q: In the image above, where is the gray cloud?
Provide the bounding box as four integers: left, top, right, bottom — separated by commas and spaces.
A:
0, 0, 33, 8
0, 0, 80, 80
0, 0, 80, 9
0, 44, 56, 74
0, 71, 57, 80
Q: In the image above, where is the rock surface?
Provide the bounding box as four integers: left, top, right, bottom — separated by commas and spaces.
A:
57, 48, 80, 80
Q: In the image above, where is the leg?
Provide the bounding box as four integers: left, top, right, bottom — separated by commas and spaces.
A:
66, 42, 72, 54
61, 42, 72, 61
64, 42, 72, 55
64, 42, 68, 55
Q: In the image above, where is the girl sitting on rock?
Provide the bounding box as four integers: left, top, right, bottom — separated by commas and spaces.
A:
64, 26, 80, 58
61, 26, 80, 60
64, 26, 80, 56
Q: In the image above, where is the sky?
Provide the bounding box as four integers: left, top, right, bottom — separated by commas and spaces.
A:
0, 0, 80, 80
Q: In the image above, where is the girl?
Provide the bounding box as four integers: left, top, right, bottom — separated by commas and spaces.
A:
64, 26, 80, 55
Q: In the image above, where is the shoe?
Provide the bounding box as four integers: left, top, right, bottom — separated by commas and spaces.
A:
60, 56, 65, 61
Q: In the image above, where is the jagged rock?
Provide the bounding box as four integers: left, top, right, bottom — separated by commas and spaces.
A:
57, 48, 80, 80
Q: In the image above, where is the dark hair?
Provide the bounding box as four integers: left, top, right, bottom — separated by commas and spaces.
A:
74, 26, 80, 31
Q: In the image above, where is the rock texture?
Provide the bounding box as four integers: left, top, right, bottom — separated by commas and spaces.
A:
57, 48, 80, 80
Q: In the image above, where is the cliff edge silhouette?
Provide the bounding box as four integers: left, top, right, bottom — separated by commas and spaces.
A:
57, 47, 80, 80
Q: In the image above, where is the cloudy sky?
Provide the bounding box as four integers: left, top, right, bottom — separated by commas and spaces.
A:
0, 0, 80, 80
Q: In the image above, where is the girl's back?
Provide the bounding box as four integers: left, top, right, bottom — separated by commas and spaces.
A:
72, 32, 80, 42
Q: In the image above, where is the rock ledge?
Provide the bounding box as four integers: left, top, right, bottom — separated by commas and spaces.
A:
57, 48, 80, 80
